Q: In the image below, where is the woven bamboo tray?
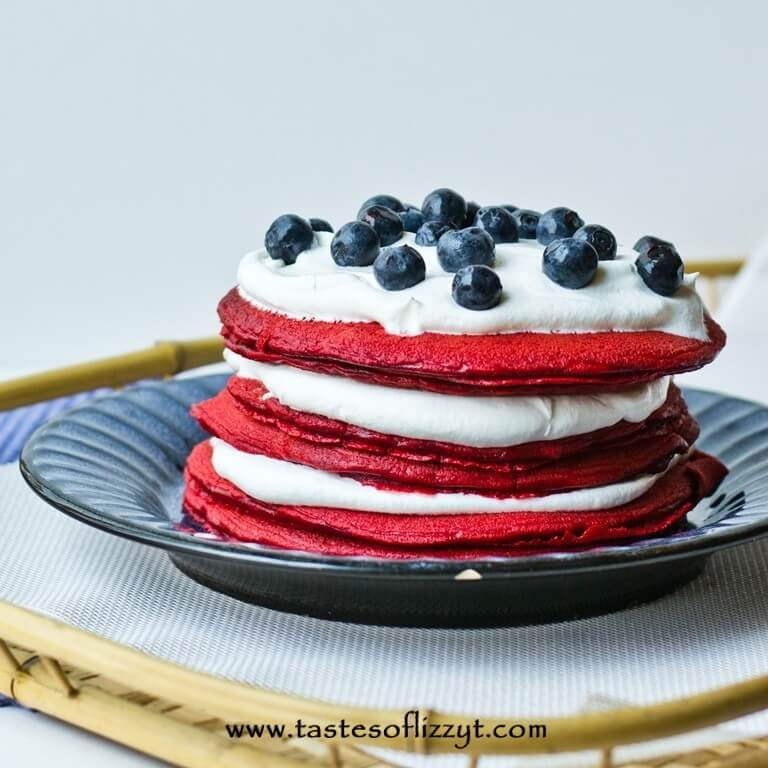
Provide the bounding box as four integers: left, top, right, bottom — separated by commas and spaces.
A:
3, 256, 767, 767
2, 602, 768, 767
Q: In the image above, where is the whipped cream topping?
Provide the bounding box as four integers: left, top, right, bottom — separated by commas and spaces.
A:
210, 438, 682, 515
237, 232, 708, 339
226, 350, 671, 448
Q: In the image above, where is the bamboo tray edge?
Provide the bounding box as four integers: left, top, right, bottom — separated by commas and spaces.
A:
1, 599, 768, 764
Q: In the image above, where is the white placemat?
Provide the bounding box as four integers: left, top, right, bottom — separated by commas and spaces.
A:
1, 462, 767, 766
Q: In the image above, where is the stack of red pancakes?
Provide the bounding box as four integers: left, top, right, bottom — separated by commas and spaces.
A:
184, 285, 727, 559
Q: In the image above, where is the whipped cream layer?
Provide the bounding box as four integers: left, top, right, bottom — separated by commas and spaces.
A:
226, 350, 671, 448
238, 232, 708, 339
210, 438, 681, 515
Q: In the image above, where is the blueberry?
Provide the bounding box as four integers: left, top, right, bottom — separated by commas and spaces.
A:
415, 220, 453, 246
536, 207, 585, 245
635, 243, 684, 296
421, 188, 467, 227
463, 200, 481, 227
264, 214, 315, 265
309, 217, 334, 233
330, 221, 380, 267
437, 227, 495, 272
573, 224, 617, 261
452, 265, 503, 311
400, 206, 425, 233
542, 237, 598, 289
634, 235, 673, 253
501, 204, 519, 213
512, 209, 541, 239
374, 244, 426, 290
474, 206, 519, 243
358, 205, 403, 246
357, 194, 405, 217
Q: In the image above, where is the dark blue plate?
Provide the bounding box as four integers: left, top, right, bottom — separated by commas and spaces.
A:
19, 376, 768, 627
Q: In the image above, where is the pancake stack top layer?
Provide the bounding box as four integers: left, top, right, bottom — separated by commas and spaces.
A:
184, 192, 727, 559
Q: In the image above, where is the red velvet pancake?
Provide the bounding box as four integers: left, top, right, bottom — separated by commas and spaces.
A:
183, 441, 727, 558
192, 380, 700, 494
218, 289, 726, 395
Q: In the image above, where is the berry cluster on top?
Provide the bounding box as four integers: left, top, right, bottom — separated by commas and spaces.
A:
264, 188, 686, 312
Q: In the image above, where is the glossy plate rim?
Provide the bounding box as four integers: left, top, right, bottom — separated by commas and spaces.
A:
18, 376, 768, 578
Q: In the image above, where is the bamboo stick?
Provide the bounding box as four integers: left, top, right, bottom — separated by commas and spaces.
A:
4, 651, 766, 768
0, 638, 20, 671
40, 655, 77, 696
615, 739, 768, 767
687, 258, 745, 277
0, 337, 223, 412
0, 663, 303, 768
2, 601, 768, 756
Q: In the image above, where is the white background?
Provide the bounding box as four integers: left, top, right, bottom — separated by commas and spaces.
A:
2, 0, 768, 376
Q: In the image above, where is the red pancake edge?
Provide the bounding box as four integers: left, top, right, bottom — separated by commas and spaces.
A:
182, 440, 726, 559
218, 288, 726, 395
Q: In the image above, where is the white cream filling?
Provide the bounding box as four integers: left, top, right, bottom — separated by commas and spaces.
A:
237, 232, 708, 339
225, 350, 671, 448
210, 438, 682, 515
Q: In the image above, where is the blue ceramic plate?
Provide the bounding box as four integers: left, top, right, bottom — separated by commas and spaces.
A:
19, 376, 768, 626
